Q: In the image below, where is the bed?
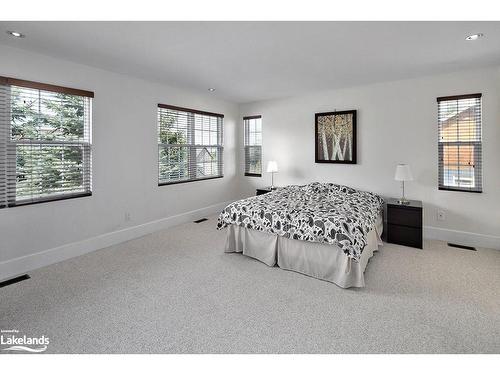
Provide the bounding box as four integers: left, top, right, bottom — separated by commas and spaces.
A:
217, 182, 384, 288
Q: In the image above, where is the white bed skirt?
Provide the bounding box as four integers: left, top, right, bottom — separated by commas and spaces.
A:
224, 215, 383, 288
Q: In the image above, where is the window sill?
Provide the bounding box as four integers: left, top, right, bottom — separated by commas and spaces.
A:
438, 187, 482, 193
158, 175, 223, 186
2, 192, 92, 209
245, 173, 262, 177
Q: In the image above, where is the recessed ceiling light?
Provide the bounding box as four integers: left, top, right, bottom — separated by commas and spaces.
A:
6, 30, 25, 38
466, 33, 484, 41
208, 88, 216, 92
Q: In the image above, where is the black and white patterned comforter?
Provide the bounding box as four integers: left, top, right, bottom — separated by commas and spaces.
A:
217, 182, 384, 261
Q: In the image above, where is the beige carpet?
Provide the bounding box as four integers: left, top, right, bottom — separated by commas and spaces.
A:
1, 217, 499, 353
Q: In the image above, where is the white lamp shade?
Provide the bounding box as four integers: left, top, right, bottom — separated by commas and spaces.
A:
394, 164, 413, 181
266, 161, 279, 173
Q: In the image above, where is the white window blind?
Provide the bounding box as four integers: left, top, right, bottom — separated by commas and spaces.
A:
438, 93, 482, 193
158, 104, 224, 185
244, 115, 262, 176
0, 76, 93, 208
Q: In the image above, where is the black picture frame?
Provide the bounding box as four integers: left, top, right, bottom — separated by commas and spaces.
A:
315, 110, 357, 164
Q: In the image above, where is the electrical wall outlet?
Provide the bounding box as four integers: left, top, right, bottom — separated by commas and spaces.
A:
124, 212, 131, 222
437, 209, 445, 221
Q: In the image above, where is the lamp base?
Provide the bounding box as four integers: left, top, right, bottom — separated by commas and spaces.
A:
397, 199, 411, 205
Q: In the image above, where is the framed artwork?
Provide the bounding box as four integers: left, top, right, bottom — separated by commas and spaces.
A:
315, 110, 357, 164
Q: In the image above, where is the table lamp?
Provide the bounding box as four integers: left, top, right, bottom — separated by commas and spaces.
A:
394, 164, 413, 205
266, 161, 278, 189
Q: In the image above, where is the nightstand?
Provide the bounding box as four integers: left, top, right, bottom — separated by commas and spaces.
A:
256, 187, 277, 196
386, 198, 423, 249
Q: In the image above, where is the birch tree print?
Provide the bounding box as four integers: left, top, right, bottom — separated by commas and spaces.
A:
316, 111, 354, 162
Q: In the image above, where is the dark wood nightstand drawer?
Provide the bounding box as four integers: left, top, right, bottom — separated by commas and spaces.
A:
387, 206, 422, 227
256, 187, 278, 196
386, 198, 423, 249
387, 224, 423, 249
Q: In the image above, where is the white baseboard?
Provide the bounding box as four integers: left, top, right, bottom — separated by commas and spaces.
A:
424, 226, 500, 250
0, 200, 233, 282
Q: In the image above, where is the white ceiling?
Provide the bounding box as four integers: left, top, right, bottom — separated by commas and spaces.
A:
0, 21, 499, 103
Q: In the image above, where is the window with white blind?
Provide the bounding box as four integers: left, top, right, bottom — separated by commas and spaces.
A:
158, 104, 223, 185
244, 115, 262, 176
0, 76, 93, 208
438, 93, 482, 193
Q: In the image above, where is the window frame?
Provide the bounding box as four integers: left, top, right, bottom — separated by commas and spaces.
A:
243, 115, 262, 177
157, 104, 224, 186
437, 93, 482, 193
0, 76, 93, 209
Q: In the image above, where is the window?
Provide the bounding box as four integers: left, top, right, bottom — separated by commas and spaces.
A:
0, 76, 93, 208
438, 93, 482, 193
158, 104, 223, 185
243, 115, 262, 176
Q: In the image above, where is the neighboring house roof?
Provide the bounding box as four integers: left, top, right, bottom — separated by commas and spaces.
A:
440, 104, 480, 142
440, 104, 479, 125
196, 147, 214, 162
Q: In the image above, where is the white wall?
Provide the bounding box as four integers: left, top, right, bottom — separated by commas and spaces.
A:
0, 45, 241, 276
239, 67, 500, 249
